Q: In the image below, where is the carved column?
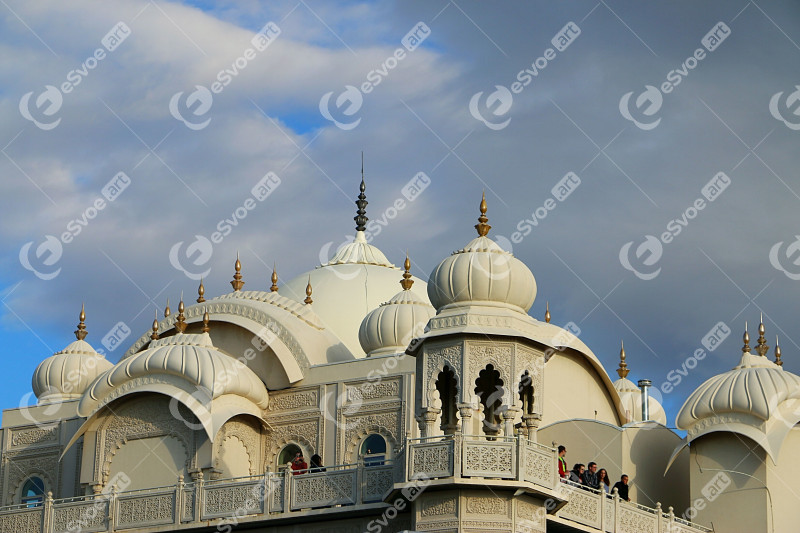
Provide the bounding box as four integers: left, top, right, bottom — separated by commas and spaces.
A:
522, 413, 541, 441
420, 407, 441, 438
457, 403, 473, 436
503, 407, 520, 438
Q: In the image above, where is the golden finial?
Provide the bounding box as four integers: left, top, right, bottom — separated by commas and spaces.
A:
756, 312, 769, 356
742, 321, 750, 353
775, 336, 783, 367
474, 191, 491, 237
151, 310, 159, 340
304, 276, 313, 305
164, 298, 171, 318
270, 264, 279, 292
175, 295, 187, 333
202, 309, 210, 333
231, 252, 244, 291
400, 253, 414, 290
545, 301, 551, 324
617, 340, 629, 379
74, 303, 88, 340
197, 278, 205, 303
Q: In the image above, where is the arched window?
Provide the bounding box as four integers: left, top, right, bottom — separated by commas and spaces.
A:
360, 434, 387, 466
21, 477, 45, 507
474, 364, 505, 437
519, 371, 535, 416
277, 443, 303, 471
435, 366, 459, 435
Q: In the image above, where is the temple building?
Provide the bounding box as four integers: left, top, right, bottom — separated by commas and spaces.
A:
1, 173, 798, 533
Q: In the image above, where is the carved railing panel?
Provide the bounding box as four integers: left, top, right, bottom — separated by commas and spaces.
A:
0, 508, 42, 533
462, 440, 515, 479
558, 483, 602, 529
267, 476, 284, 513
409, 440, 453, 479
290, 470, 356, 510
116, 492, 175, 529
604, 496, 615, 532
52, 501, 108, 533
181, 489, 194, 522
202, 481, 263, 520
523, 443, 556, 487
363, 466, 394, 503
617, 503, 657, 533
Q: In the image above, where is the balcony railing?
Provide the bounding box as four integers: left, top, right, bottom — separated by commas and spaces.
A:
0, 461, 394, 533
405, 435, 711, 533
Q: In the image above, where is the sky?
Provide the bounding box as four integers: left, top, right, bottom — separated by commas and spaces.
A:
1, 0, 800, 428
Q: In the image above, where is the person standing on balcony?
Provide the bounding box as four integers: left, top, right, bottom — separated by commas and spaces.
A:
558, 446, 569, 479
597, 468, 611, 494
612, 474, 630, 501
309, 454, 326, 473
569, 464, 585, 484
291, 452, 308, 475
583, 462, 600, 490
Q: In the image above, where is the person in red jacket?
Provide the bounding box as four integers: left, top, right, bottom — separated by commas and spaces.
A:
291, 452, 308, 475
558, 445, 568, 479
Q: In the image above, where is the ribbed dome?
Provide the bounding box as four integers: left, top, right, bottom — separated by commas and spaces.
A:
32, 339, 113, 403
359, 263, 435, 356
325, 231, 394, 267
80, 332, 268, 414
613, 377, 667, 424
676, 351, 800, 429
427, 235, 537, 313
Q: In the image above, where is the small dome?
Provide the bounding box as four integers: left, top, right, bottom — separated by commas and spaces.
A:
427, 195, 536, 313
359, 258, 435, 356
32, 308, 113, 403
613, 377, 667, 425
677, 351, 800, 429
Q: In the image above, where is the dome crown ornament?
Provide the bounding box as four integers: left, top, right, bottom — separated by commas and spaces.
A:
617, 340, 630, 379
304, 277, 313, 305
231, 253, 244, 291
742, 322, 751, 353
202, 309, 210, 333
355, 153, 368, 232
545, 301, 551, 324
151, 310, 159, 340
474, 191, 491, 237
175, 296, 187, 333
756, 313, 769, 357
74, 304, 87, 341
775, 336, 783, 367
164, 298, 171, 318
197, 279, 206, 303
400, 254, 414, 291
271, 264, 279, 292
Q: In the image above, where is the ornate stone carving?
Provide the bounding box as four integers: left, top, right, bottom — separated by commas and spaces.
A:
424, 343, 463, 408
524, 445, 554, 486
11, 427, 58, 447
363, 467, 394, 501
0, 509, 42, 533
204, 483, 262, 516
348, 379, 400, 401
293, 472, 355, 507
117, 494, 174, 526
410, 442, 452, 477
265, 419, 319, 466
466, 495, 509, 515
516, 498, 546, 530
559, 486, 600, 527
618, 506, 657, 533
217, 417, 263, 475
342, 408, 402, 462
419, 494, 457, 517
5, 450, 59, 503
183, 489, 195, 521
468, 343, 512, 376
464, 442, 513, 476
268, 390, 317, 411
52, 501, 108, 532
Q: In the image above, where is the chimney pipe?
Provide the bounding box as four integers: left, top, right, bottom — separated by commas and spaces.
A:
638, 379, 652, 421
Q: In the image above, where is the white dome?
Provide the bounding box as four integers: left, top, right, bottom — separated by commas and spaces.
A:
358, 268, 435, 356
427, 235, 537, 313
32, 339, 113, 403
677, 351, 800, 429
613, 377, 667, 425
283, 236, 430, 358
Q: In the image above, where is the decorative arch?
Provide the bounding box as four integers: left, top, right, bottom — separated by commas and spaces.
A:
435, 365, 459, 434
266, 434, 315, 471
214, 415, 265, 476
474, 364, 505, 436
519, 370, 535, 416
345, 425, 397, 464
13, 473, 50, 506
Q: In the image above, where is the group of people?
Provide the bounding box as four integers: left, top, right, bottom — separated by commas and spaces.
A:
557, 445, 630, 501
290, 452, 326, 474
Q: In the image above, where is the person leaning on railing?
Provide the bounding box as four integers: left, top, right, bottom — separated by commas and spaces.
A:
568, 464, 585, 484
612, 474, 630, 501
583, 462, 600, 490
557, 445, 569, 479
291, 453, 308, 475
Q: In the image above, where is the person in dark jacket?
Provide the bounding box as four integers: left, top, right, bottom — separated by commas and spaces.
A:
309, 454, 326, 473
612, 474, 630, 501
568, 464, 585, 484
583, 462, 600, 490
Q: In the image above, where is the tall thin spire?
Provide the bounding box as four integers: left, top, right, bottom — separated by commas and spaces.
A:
475, 191, 491, 237
231, 252, 244, 291
197, 278, 206, 303
75, 303, 87, 341
756, 312, 769, 356
354, 153, 368, 232
742, 321, 751, 353
775, 336, 783, 367
400, 253, 414, 290
270, 264, 279, 292
545, 302, 551, 324
617, 340, 629, 379
164, 298, 171, 318
304, 276, 313, 305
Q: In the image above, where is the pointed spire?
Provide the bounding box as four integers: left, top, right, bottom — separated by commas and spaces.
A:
742, 321, 751, 353
354, 153, 368, 232
197, 278, 205, 303
175, 295, 187, 333
400, 253, 414, 290
74, 303, 88, 340
231, 252, 244, 291
545, 302, 551, 324
475, 191, 491, 237
617, 340, 629, 379
164, 298, 171, 318
202, 309, 210, 333
270, 264, 279, 292
304, 276, 313, 305
775, 336, 783, 367
756, 312, 769, 356
151, 310, 159, 340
